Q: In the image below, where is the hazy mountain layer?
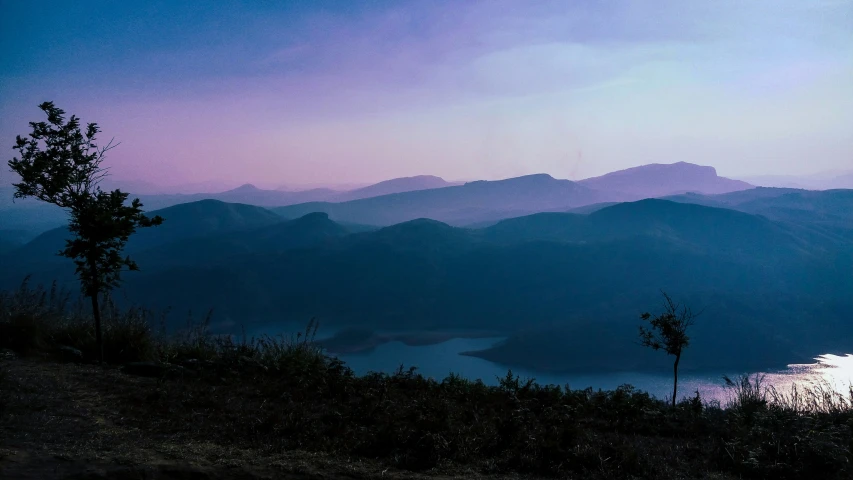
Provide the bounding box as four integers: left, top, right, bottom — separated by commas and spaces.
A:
332, 175, 459, 202
1, 162, 757, 238
3, 196, 850, 374
740, 171, 853, 190
274, 174, 607, 226
577, 162, 753, 198
275, 163, 754, 226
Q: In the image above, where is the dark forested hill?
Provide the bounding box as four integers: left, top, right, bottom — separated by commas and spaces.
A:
3, 197, 851, 373
664, 188, 853, 241
0, 200, 285, 282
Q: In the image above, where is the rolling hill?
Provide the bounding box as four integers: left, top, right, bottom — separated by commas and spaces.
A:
110, 200, 849, 372
135, 211, 351, 268
0, 200, 286, 282
0, 163, 757, 236
664, 188, 853, 241
332, 175, 459, 202
1, 198, 840, 374
274, 174, 607, 226
3, 182, 851, 374
274, 163, 757, 227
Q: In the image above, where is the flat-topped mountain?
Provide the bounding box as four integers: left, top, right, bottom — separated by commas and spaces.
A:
577, 162, 753, 199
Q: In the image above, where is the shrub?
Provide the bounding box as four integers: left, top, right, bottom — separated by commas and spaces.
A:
0, 278, 156, 363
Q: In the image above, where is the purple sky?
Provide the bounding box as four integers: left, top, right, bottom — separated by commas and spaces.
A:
1, 0, 851, 188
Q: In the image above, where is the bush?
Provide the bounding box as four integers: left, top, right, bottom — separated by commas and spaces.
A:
0, 278, 156, 363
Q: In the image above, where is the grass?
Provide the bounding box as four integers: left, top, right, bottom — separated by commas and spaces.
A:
1, 279, 852, 479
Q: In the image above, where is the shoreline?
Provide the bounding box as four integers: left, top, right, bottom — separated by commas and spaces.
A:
319, 329, 504, 354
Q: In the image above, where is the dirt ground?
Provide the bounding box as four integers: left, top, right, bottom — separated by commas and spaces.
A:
0, 355, 532, 480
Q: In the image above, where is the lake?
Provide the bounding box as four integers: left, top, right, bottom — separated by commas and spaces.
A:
249, 323, 853, 405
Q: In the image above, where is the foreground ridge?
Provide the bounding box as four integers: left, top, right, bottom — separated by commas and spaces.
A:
1, 294, 851, 480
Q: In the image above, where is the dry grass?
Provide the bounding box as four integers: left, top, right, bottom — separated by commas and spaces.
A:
1, 280, 851, 479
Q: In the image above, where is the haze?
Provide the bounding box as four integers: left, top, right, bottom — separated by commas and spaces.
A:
1, 0, 851, 188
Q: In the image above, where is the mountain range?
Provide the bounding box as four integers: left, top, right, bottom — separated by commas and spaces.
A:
275, 162, 754, 226
2, 182, 850, 374
1, 162, 752, 240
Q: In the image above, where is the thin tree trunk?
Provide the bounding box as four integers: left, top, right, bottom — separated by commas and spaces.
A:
672, 354, 680, 407
91, 292, 103, 364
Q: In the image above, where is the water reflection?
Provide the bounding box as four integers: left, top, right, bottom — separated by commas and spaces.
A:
767, 354, 853, 399
246, 323, 853, 406
333, 338, 853, 405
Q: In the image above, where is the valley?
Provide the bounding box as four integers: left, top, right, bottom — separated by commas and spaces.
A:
3, 163, 851, 378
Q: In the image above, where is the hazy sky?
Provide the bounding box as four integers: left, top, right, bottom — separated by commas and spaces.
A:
1, 0, 851, 186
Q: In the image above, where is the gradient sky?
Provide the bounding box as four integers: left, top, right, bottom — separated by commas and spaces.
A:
1, 0, 851, 187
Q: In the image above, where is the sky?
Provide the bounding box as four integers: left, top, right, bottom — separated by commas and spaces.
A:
1, 0, 851, 187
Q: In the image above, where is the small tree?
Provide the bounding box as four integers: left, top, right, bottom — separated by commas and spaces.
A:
638, 291, 698, 407
8, 102, 163, 363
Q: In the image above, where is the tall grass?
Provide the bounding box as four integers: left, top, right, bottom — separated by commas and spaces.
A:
0, 278, 160, 363
769, 380, 853, 415
0, 279, 335, 369
724, 373, 853, 414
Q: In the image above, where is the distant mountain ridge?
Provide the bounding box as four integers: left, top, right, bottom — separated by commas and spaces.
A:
577, 162, 753, 198
740, 171, 853, 190
0, 162, 812, 238
332, 175, 459, 202
274, 173, 606, 226
274, 163, 754, 226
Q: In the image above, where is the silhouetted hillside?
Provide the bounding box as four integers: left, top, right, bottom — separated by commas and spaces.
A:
0, 200, 285, 282
4, 197, 851, 373
136, 212, 350, 268
483, 199, 820, 260
665, 188, 853, 240
112, 177, 461, 212
333, 175, 458, 201
0, 185, 69, 237
274, 174, 606, 226
133, 184, 339, 210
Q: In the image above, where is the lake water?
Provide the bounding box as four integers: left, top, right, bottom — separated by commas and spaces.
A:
249, 324, 853, 405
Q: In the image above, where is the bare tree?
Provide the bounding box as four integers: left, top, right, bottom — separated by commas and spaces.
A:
639, 291, 698, 407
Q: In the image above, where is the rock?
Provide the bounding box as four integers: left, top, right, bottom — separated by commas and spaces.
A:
56, 345, 83, 363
